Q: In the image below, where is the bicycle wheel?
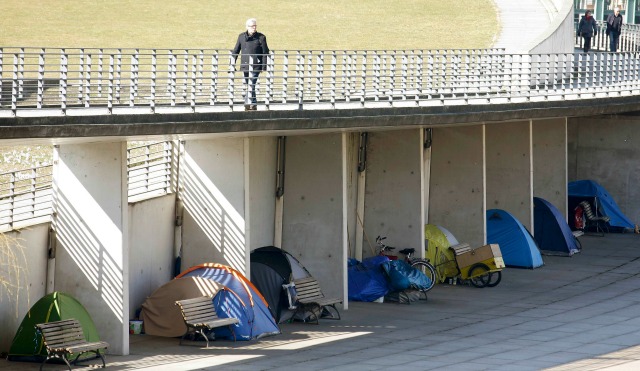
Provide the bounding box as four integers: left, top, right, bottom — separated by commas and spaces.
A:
468, 263, 491, 288
411, 260, 437, 292
486, 271, 502, 287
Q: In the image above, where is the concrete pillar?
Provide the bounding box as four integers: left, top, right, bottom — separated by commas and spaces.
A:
486, 121, 533, 230
363, 130, 423, 258
53, 142, 129, 355
429, 125, 486, 247
532, 118, 568, 219
180, 137, 276, 277
246, 137, 277, 251
281, 133, 346, 303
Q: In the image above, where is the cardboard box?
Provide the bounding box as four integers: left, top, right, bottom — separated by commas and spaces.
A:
455, 244, 501, 269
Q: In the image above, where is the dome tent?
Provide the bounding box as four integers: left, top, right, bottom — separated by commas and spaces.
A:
487, 209, 544, 269
141, 263, 279, 341
249, 246, 314, 323
533, 197, 581, 256
9, 292, 102, 362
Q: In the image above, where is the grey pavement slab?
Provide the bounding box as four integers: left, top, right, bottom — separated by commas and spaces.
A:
2, 233, 640, 370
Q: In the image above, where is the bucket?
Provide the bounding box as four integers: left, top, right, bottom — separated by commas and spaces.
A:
129, 320, 143, 335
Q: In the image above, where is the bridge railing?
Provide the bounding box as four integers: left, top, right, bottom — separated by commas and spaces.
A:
0, 140, 175, 232
2, 47, 640, 117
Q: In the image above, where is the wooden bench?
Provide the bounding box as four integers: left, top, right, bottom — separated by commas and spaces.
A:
293, 277, 342, 324
175, 296, 239, 347
35, 318, 109, 371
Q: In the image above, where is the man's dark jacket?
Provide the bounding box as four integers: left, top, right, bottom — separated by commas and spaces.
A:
232, 32, 270, 71
606, 13, 623, 34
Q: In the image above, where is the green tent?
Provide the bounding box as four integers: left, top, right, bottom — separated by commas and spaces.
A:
8, 291, 102, 362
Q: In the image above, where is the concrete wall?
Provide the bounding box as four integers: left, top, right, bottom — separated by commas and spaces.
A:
180, 138, 247, 274
529, 1, 575, 54
281, 133, 345, 301
486, 121, 533, 230
532, 118, 568, 219
246, 137, 277, 252
363, 130, 423, 258
53, 142, 129, 355
568, 116, 640, 225
429, 126, 486, 247
0, 223, 49, 353
128, 194, 175, 319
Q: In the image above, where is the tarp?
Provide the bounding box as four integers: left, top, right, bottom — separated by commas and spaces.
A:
9, 292, 102, 362
487, 209, 544, 269
249, 246, 313, 323
347, 256, 391, 302
424, 224, 458, 282
568, 180, 634, 229
533, 197, 580, 256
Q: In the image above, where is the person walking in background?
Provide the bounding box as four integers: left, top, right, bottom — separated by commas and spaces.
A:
606, 7, 623, 52
578, 10, 597, 53
232, 18, 270, 111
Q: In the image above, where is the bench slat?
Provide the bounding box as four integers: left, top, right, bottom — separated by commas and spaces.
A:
175, 296, 239, 345
35, 318, 109, 369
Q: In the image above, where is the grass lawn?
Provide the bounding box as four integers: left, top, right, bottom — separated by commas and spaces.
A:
0, 1, 498, 50
0, 1, 498, 173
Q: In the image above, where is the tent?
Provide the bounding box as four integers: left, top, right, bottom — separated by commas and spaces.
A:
250, 246, 314, 323
9, 292, 102, 362
141, 263, 279, 341
424, 224, 458, 282
486, 209, 544, 269
533, 197, 581, 256
568, 180, 634, 230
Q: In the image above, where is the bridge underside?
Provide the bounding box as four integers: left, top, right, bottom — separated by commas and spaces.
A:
2, 96, 640, 142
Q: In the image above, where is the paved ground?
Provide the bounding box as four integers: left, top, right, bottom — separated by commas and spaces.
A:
493, 0, 557, 52
3, 233, 640, 370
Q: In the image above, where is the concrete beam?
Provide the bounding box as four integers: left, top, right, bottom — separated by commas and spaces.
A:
3, 96, 640, 140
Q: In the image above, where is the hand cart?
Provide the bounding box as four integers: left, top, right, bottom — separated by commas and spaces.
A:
450, 243, 504, 288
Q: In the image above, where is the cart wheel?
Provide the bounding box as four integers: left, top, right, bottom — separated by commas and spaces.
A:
469, 264, 491, 288
486, 271, 502, 287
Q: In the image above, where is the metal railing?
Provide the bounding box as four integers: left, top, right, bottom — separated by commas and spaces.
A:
0, 165, 53, 231
575, 21, 640, 52
0, 141, 175, 231
127, 141, 175, 200
3, 47, 640, 117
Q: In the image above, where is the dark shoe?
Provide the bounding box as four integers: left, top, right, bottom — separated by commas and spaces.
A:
250, 105, 257, 111
244, 104, 251, 111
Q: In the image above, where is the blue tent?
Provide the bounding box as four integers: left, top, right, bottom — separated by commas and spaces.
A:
487, 209, 544, 269
177, 263, 280, 340
533, 197, 580, 256
568, 180, 634, 229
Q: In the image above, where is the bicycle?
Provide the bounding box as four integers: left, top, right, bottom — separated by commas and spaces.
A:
376, 236, 437, 292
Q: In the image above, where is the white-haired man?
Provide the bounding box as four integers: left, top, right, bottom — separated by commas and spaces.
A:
232, 18, 270, 111
606, 7, 623, 52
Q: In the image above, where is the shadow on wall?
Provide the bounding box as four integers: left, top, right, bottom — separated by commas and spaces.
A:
181, 153, 246, 274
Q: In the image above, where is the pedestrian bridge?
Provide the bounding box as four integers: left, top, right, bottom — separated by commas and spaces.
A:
1, 44, 640, 139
